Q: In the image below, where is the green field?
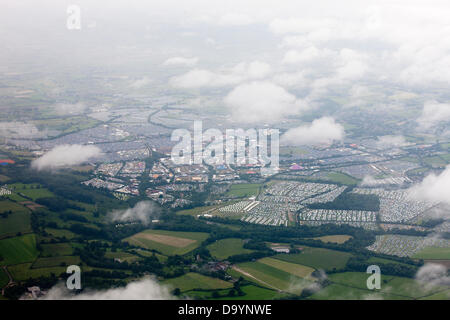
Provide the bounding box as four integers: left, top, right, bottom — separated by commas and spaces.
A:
125, 229, 209, 255
325, 172, 359, 185
104, 250, 140, 263
163, 272, 232, 292
273, 246, 352, 270
32, 256, 80, 268
310, 283, 405, 300
258, 257, 315, 278
0, 234, 38, 265
41, 243, 73, 257
226, 184, 261, 198
230, 260, 313, 294
8, 263, 66, 281
324, 272, 446, 300
8, 183, 54, 201
0, 201, 31, 238
311, 235, 353, 244
44, 228, 77, 239
412, 247, 450, 260
207, 238, 253, 260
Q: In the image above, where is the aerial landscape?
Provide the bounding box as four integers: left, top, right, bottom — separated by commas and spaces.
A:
0, 0, 449, 304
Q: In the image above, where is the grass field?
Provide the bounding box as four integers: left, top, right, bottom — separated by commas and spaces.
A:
104, 250, 140, 263
207, 238, 253, 260
273, 246, 352, 270
163, 272, 232, 292
125, 229, 209, 255
41, 243, 73, 257
226, 184, 261, 198
258, 257, 315, 278
311, 235, 353, 244
230, 261, 313, 294
0, 234, 38, 266
8, 183, 54, 201
325, 172, 359, 185
32, 256, 80, 268
44, 228, 77, 239
0, 201, 31, 238
310, 283, 406, 300
8, 263, 66, 281
324, 272, 446, 300
217, 285, 282, 300
412, 247, 450, 260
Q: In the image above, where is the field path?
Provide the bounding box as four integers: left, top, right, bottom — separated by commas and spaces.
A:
232, 265, 283, 292
1, 266, 16, 296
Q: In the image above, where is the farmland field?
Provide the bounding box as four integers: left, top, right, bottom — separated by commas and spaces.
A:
412, 247, 450, 260
0, 234, 38, 265
41, 243, 73, 257
311, 235, 353, 244
207, 238, 253, 260
258, 257, 314, 278
163, 272, 232, 292
8, 183, 54, 201
326, 272, 446, 300
125, 229, 209, 255
230, 261, 313, 294
273, 246, 352, 270
310, 283, 406, 300
8, 263, 66, 281
32, 256, 80, 268
226, 184, 261, 198
0, 203, 31, 238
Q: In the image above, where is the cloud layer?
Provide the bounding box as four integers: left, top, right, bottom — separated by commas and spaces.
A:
31, 144, 101, 171
43, 277, 174, 300
108, 201, 160, 225
408, 165, 450, 207
281, 117, 345, 146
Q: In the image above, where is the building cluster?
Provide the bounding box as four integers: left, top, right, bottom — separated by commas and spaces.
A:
367, 234, 450, 257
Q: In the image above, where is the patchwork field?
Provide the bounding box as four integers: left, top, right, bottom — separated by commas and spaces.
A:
207, 238, 253, 260
274, 246, 352, 270
31, 256, 80, 268
0, 201, 31, 238
8, 183, 54, 201
163, 272, 232, 292
258, 257, 315, 278
229, 260, 313, 294
8, 263, 66, 281
226, 184, 261, 198
412, 247, 450, 260
40, 243, 74, 257
0, 234, 38, 265
125, 229, 209, 255
311, 235, 353, 244
320, 272, 448, 300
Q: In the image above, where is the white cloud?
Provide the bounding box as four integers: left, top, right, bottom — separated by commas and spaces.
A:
163, 56, 199, 67
282, 47, 324, 64
408, 165, 450, 207
108, 201, 160, 225
417, 101, 450, 130
43, 277, 175, 300
218, 12, 255, 26
129, 77, 152, 89
376, 135, 407, 148
51, 102, 87, 116
0, 122, 45, 139
281, 117, 345, 146
415, 263, 450, 290
170, 61, 271, 89
31, 144, 101, 171
224, 81, 307, 124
